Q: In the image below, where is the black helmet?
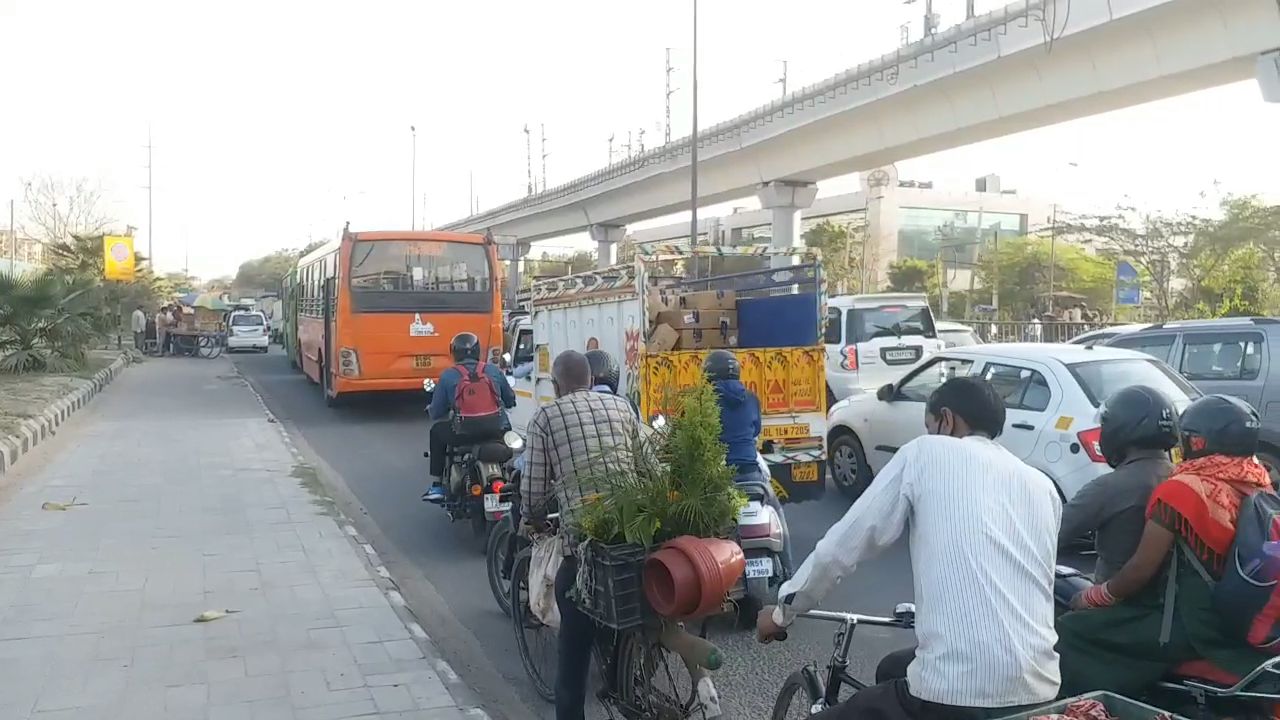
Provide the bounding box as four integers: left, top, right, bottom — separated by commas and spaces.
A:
1179, 394, 1261, 460
449, 332, 481, 363
584, 349, 621, 394
702, 349, 740, 381
1099, 385, 1179, 468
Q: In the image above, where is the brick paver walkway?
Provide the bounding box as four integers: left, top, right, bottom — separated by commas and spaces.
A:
0, 357, 478, 719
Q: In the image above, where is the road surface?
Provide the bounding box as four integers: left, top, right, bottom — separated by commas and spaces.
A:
232, 348, 1070, 719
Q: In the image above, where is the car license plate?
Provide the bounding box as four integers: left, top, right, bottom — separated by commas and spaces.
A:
791, 462, 819, 483
414, 355, 433, 369
884, 347, 920, 362
745, 557, 773, 579
762, 423, 809, 441
483, 493, 511, 512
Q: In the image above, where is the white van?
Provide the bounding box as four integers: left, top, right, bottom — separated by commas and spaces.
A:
824, 293, 944, 402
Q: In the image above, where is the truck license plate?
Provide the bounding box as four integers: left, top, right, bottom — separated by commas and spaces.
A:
483, 493, 511, 513
791, 463, 819, 483
762, 424, 809, 441
745, 557, 773, 578
414, 355, 433, 369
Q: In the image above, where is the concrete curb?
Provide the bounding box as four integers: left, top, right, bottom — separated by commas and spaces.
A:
234, 365, 493, 720
0, 354, 129, 476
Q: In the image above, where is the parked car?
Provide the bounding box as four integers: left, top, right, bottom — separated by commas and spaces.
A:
226, 310, 270, 353
1099, 317, 1280, 481
936, 321, 982, 348
825, 344, 1199, 502
824, 293, 944, 404
1067, 323, 1150, 345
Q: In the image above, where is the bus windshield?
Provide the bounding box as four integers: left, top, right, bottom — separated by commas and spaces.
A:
348, 240, 493, 313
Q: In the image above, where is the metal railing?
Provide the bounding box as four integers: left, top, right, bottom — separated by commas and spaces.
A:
957, 320, 1127, 344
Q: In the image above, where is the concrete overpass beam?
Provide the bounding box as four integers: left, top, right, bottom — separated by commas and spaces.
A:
756, 181, 818, 267
589, 224, 626, 269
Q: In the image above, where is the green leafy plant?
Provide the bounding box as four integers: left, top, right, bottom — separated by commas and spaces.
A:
0, 270, 105, 373
571, 383, 746, 548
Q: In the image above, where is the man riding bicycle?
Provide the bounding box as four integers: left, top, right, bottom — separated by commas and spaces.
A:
757, 376, 1062, 719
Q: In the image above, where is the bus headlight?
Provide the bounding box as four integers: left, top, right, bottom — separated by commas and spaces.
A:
339, 347, 360, 377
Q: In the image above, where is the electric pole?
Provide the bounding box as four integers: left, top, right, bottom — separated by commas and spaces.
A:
607, 134, 615, 164
637, 128, 646, 154
665, 48, 677, 145
623, 131, 632, 159
689, 0, 699, 250
776, 60, 788, 97
523, 125, 533, 196
410, 125, 417, 230
8, 199, 14, 266
144, 126, 153, 265
539, 123, 548, 193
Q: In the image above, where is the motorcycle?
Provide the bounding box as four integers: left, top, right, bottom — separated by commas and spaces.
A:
422, 378, 523, 547
1054, 565, 1280, 718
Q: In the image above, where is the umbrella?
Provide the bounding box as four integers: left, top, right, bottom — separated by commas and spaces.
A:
190, 293, 229, 311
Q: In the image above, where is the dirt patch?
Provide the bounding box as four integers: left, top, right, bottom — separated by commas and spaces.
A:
0, 351, 121, 437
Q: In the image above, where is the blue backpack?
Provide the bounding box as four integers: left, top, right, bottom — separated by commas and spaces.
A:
1174, 491, 1280, 652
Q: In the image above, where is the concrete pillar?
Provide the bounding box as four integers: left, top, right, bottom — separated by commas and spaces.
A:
498, 240, 530, 306
589, 224, 626, 269
1259, 50, 1280, 103
861, 166, 901, 290
756, 181, 818, 267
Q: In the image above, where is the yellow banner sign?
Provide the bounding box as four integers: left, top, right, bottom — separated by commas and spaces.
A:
103, 236, 135, 281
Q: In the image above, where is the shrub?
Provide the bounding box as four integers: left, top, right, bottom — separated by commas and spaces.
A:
0, 270, 105, 373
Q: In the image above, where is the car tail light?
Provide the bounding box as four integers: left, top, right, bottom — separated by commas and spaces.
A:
840, 345, 858, 371
339, 347, 360, 377
1077, 427, 1107, 463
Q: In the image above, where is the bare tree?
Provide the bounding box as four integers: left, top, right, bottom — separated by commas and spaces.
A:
19, 175, 114, 245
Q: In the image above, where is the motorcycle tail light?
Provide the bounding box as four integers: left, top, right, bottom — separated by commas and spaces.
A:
1077, 427, 1107, 463
470, 484, 483, 497
490, 480, 505, 494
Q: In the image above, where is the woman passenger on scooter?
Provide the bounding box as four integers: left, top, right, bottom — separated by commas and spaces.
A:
1057, 394, 1272, 698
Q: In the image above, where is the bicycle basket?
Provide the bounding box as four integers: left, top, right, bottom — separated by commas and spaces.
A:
577, 541, 648, 630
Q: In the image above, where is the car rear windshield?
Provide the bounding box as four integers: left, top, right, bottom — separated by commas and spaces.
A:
230, 314, 264, 326
1067, 358, 1199, 407
849, 304, 937, 343
349, 240, 493, 313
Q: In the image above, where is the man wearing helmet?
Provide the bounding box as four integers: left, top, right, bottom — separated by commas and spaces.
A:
584, 349, 639, 417
1058, 385, 1179, 582
425, 332, 517, 503
1057, 394, 1272, 698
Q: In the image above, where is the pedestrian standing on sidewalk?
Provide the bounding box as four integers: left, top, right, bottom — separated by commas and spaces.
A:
155, 305, 170, 356
130, 305, 147, 351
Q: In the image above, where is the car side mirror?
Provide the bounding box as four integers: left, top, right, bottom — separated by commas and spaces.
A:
876, 383, 895, 402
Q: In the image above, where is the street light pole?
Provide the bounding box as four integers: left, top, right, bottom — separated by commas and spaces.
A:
689, 0, 699, 255
410, 126, 417, 229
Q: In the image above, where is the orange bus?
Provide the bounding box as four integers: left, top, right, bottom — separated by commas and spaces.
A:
295, 229, 503, 405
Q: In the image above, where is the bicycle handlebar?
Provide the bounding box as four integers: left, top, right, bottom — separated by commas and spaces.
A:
796, 609, 904, 627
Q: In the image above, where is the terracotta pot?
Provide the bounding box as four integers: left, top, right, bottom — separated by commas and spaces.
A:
643, 535, 745, 619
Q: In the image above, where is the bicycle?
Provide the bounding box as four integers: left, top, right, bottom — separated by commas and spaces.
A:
770, 604, 916, 720
511, 526, 728, 718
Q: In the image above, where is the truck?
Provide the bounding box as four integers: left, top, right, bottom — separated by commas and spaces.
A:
507, 245, 828, 504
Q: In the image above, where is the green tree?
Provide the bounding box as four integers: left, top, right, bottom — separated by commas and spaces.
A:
523, 250, 595, 285
234, 250, 299, 294
886, 258, 931, 293
976, 237, 1113, 319
803, 220, 865, 294
1191, 243, 1279, 317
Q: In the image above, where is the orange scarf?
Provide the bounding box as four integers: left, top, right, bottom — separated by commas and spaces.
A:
1147, 455, 1272, 574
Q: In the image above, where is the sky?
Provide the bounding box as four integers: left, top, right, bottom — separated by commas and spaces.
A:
2, 0, 1278, 278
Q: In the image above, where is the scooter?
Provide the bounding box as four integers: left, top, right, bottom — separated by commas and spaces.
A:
730, 454, 790, 628
422, 378, 524, 547
1054, 565, 1280, 718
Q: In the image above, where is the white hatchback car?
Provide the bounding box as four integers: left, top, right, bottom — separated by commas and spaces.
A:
826, 344, 1199, 502
226, 311, 270, 353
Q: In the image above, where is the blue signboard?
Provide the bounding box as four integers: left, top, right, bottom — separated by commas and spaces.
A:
1115, 260, 1141, 306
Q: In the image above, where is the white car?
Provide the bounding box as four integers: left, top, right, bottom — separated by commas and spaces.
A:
1067, 323, 1150, 345
226, 311, 270, 353
824, 293, 945, 404
826, 343, 1199, 502
936, 320, 982, 348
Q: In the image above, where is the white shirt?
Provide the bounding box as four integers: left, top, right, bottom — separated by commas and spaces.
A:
131, 309, 147, 333
774, 434, 1062, 708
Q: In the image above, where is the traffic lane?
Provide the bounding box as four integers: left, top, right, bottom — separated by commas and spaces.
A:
229, 350, 557, 714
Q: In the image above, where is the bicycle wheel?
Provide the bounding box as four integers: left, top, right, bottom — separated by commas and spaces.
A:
613, 628, 706, 720
486, 520, 514, 617
772, 670, 820, 720
196, 335, 223, 359
510, 549, 557, 702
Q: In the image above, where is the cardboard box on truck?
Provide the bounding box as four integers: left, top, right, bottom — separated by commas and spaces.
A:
654, 309, 737, 330
678, 327, 739, 350
657, 289, 736, 311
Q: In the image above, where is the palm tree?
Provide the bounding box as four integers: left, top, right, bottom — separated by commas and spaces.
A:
0, 270, 104, 373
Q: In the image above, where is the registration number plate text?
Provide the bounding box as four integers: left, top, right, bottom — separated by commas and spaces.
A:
791, 462, 819, 483
762, 423, 810, 441
884, 348, 919, 361
414, 355, 433, 369
745, 557, 773, 579
483, 493, 511, 512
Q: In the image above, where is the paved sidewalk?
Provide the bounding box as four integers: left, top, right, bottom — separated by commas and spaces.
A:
0, 357, 481, 720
